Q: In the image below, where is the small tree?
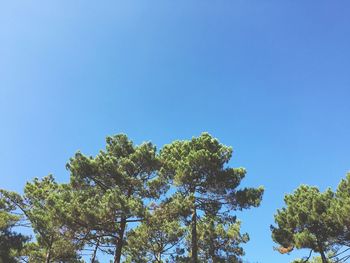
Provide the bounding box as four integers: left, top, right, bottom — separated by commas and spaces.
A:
271, 185, 342, 263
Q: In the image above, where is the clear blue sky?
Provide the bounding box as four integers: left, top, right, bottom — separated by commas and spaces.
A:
1, 1, 350, 262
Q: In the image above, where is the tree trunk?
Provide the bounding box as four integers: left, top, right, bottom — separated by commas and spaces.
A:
319, 249, 327, 263
114, 217, 127, 263
114, 188, 132, 263
191, 206, 198, 263
317, 240, 328, 263
90, 239, 100, 263
45, 248, 51, 263
209, 220, 215, 262
45, 237, 53, 263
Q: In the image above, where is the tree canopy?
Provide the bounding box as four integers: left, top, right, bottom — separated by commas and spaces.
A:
0, 133, 263, 263
2, 133, 350, 263
159, 133, 264, 262
272, 173, 350, 263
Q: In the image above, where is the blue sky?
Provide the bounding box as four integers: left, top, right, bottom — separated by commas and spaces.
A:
1, 1, 350, 262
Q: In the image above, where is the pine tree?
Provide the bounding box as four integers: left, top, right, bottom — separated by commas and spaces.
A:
159, 133, 264, 262
1, 176, 82, 263
0, 197, 28, 263
66, 134, 165, 263
271, 185, 342, 263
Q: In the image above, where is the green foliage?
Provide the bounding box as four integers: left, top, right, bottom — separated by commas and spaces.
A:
197, 215, 248, 263
272, 174, 350, 263
333, 173, 350, 246
22, 241, 84, 263
272, 185, 339, 250
66, 134, 164, 262
0, 198, 28, 263
124, 197, 186, 262
1, 176, 82, 262
160, 133, 264, 262
0, 133, 264, 262
292, 254, 338, 263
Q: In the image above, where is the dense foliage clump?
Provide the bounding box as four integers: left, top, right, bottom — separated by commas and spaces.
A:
272, 173, 350, 263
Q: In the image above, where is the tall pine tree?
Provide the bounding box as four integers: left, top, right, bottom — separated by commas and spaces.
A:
66, 134, 165, 263
160, 133, 264, 262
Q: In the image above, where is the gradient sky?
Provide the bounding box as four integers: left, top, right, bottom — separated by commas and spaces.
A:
1, 1, 350, 262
